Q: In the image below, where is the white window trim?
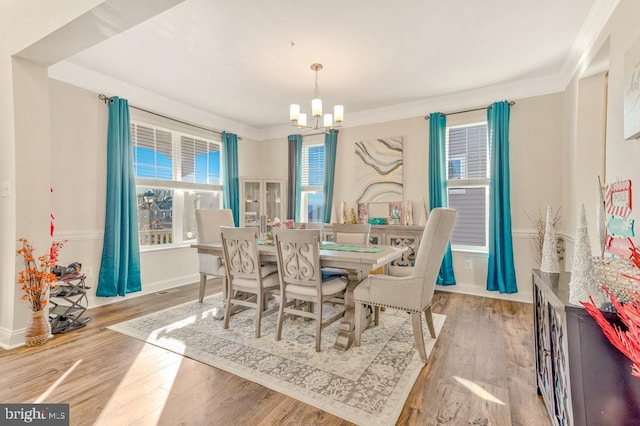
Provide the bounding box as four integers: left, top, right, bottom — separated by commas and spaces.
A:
446, 120, 490, 253
299, 137, 325, 223
132, 120, 223, 250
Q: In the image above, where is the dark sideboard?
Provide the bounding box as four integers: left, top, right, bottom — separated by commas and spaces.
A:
532, 269, 640, 425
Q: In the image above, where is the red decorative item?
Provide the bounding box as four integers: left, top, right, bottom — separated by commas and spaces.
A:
582, 286, 640, 378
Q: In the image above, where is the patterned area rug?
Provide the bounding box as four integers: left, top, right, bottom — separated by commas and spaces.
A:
108, 293, 445, 425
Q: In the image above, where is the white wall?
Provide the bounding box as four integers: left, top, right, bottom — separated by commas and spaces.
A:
1, 0, 183, 348
561, 1, 640, 260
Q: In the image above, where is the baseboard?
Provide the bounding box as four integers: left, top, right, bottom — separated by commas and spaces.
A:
0, 326, 28, 350
87, 274, 201, 308
0, 274, 206, 350
436, 282, 532, 304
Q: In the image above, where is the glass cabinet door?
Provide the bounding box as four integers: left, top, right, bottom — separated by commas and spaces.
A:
243, 180, 261, 228
264, 181, 283, 224
240, 178, 286, 232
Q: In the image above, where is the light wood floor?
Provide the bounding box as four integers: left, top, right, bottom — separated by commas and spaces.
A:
0, 280, 551, 425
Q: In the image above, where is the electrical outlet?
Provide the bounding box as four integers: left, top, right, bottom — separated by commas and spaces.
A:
464, 259, 473, 270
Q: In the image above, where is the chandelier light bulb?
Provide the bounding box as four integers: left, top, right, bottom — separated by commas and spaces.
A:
298, 113, 307, 127
324, 113, 333, 128
334, 105, 344, 123
312, 98, 322, 118
289, 104, 300, 122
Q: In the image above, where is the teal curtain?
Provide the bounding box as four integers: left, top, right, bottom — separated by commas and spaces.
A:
222, 132, 240, 226
322, 129, 338, 223
287, 134, 303, 221
428, 112, 456, 286
486, 101, 518, 293
97, 96, 141, 297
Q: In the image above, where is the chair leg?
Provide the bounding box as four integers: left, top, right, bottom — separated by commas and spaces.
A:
374, 306, 380, 326
275, 296, 286, 341
255, 292, 263, 338
425, 305, 436, 338
411, 312, 428, 364
198, 274, 207, 303
223, 289, 233, 330
315, 302, 323, 352
354, 302, 363, 347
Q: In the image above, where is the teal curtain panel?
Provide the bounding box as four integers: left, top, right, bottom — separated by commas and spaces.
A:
222, 132, 240, 226
322, 130, 338, 223
97, 96, 142, 297
486, 101, 518, 294
287, 134, 303, 221
428, 112, 456, 286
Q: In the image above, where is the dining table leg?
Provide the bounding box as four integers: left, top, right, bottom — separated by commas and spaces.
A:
334, 269, 373, 351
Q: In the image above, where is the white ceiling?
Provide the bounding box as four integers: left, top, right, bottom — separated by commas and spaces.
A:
48, 0, 616, 139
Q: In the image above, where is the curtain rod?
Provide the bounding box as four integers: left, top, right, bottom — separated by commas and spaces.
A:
98, 94, 242, 140
300, 130, 339, 138
423, 101, 516, 120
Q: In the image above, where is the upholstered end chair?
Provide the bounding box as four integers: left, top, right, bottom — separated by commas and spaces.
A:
195, 209, 235, 302
353, 207, 456, 363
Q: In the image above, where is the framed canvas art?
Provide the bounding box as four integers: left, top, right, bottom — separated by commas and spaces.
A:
354, 136, 403, 202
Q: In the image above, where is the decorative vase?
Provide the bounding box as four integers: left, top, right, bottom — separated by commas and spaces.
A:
25, 309, 50, 347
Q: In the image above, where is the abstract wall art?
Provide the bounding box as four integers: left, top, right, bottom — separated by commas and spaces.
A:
354, 136, 403, 202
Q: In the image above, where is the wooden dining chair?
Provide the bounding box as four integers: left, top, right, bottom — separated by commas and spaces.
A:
353, 208, 456, 363
220, 226, 279, 338
273, 229, 348, 351
195, 209, 235, 302
331, 223, 371, 245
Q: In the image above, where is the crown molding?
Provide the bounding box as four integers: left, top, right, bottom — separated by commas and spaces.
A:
560, 0, 620, 87
48, 61, 262, 141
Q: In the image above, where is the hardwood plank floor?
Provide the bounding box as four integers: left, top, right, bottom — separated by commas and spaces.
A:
0, 280, 551, 425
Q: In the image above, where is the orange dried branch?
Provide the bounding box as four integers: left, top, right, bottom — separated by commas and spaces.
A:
16, 238, 66, 312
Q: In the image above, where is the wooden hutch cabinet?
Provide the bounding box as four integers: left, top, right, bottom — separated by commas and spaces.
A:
532, 269, 640, 425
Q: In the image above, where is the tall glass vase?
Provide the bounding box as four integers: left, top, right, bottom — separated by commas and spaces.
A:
25, 308, 50, 347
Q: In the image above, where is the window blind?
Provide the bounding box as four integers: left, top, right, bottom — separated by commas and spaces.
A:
180, 135, 221, 184
132, 123, 173, 180
301, 144, 324, 187
446, 124, 488, 180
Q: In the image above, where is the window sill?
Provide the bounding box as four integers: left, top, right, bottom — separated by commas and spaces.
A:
452, 247, 488, 256
140, 243, 194, 254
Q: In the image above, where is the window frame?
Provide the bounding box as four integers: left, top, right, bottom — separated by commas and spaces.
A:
299, 136, 325, 223
131, 119, 223, 250
445, 119, 490, 252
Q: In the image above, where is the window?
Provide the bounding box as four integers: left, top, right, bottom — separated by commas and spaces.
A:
132, 122, 223, 248
446, 122, 489, 250
299, 141, 324, 222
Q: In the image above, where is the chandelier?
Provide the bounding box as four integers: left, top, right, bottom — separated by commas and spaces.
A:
289, 63, 344, 132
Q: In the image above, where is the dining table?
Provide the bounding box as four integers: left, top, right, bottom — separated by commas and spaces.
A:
192, 241, 406, 351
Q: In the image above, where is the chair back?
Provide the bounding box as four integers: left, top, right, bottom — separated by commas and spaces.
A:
195, 209, 234, 244
274, 229, 323, 290
331, 223, 371, 245
220, 226, 262, 280
411, 207, 456, 307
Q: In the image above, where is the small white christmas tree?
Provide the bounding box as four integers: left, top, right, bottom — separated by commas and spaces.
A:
330, 202, 338, 224
569, 204, 604, 306
541, 205, 560, 273
419, 199, 428, 226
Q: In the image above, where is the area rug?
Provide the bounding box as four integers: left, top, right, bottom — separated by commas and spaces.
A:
108, 293, 445, 425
